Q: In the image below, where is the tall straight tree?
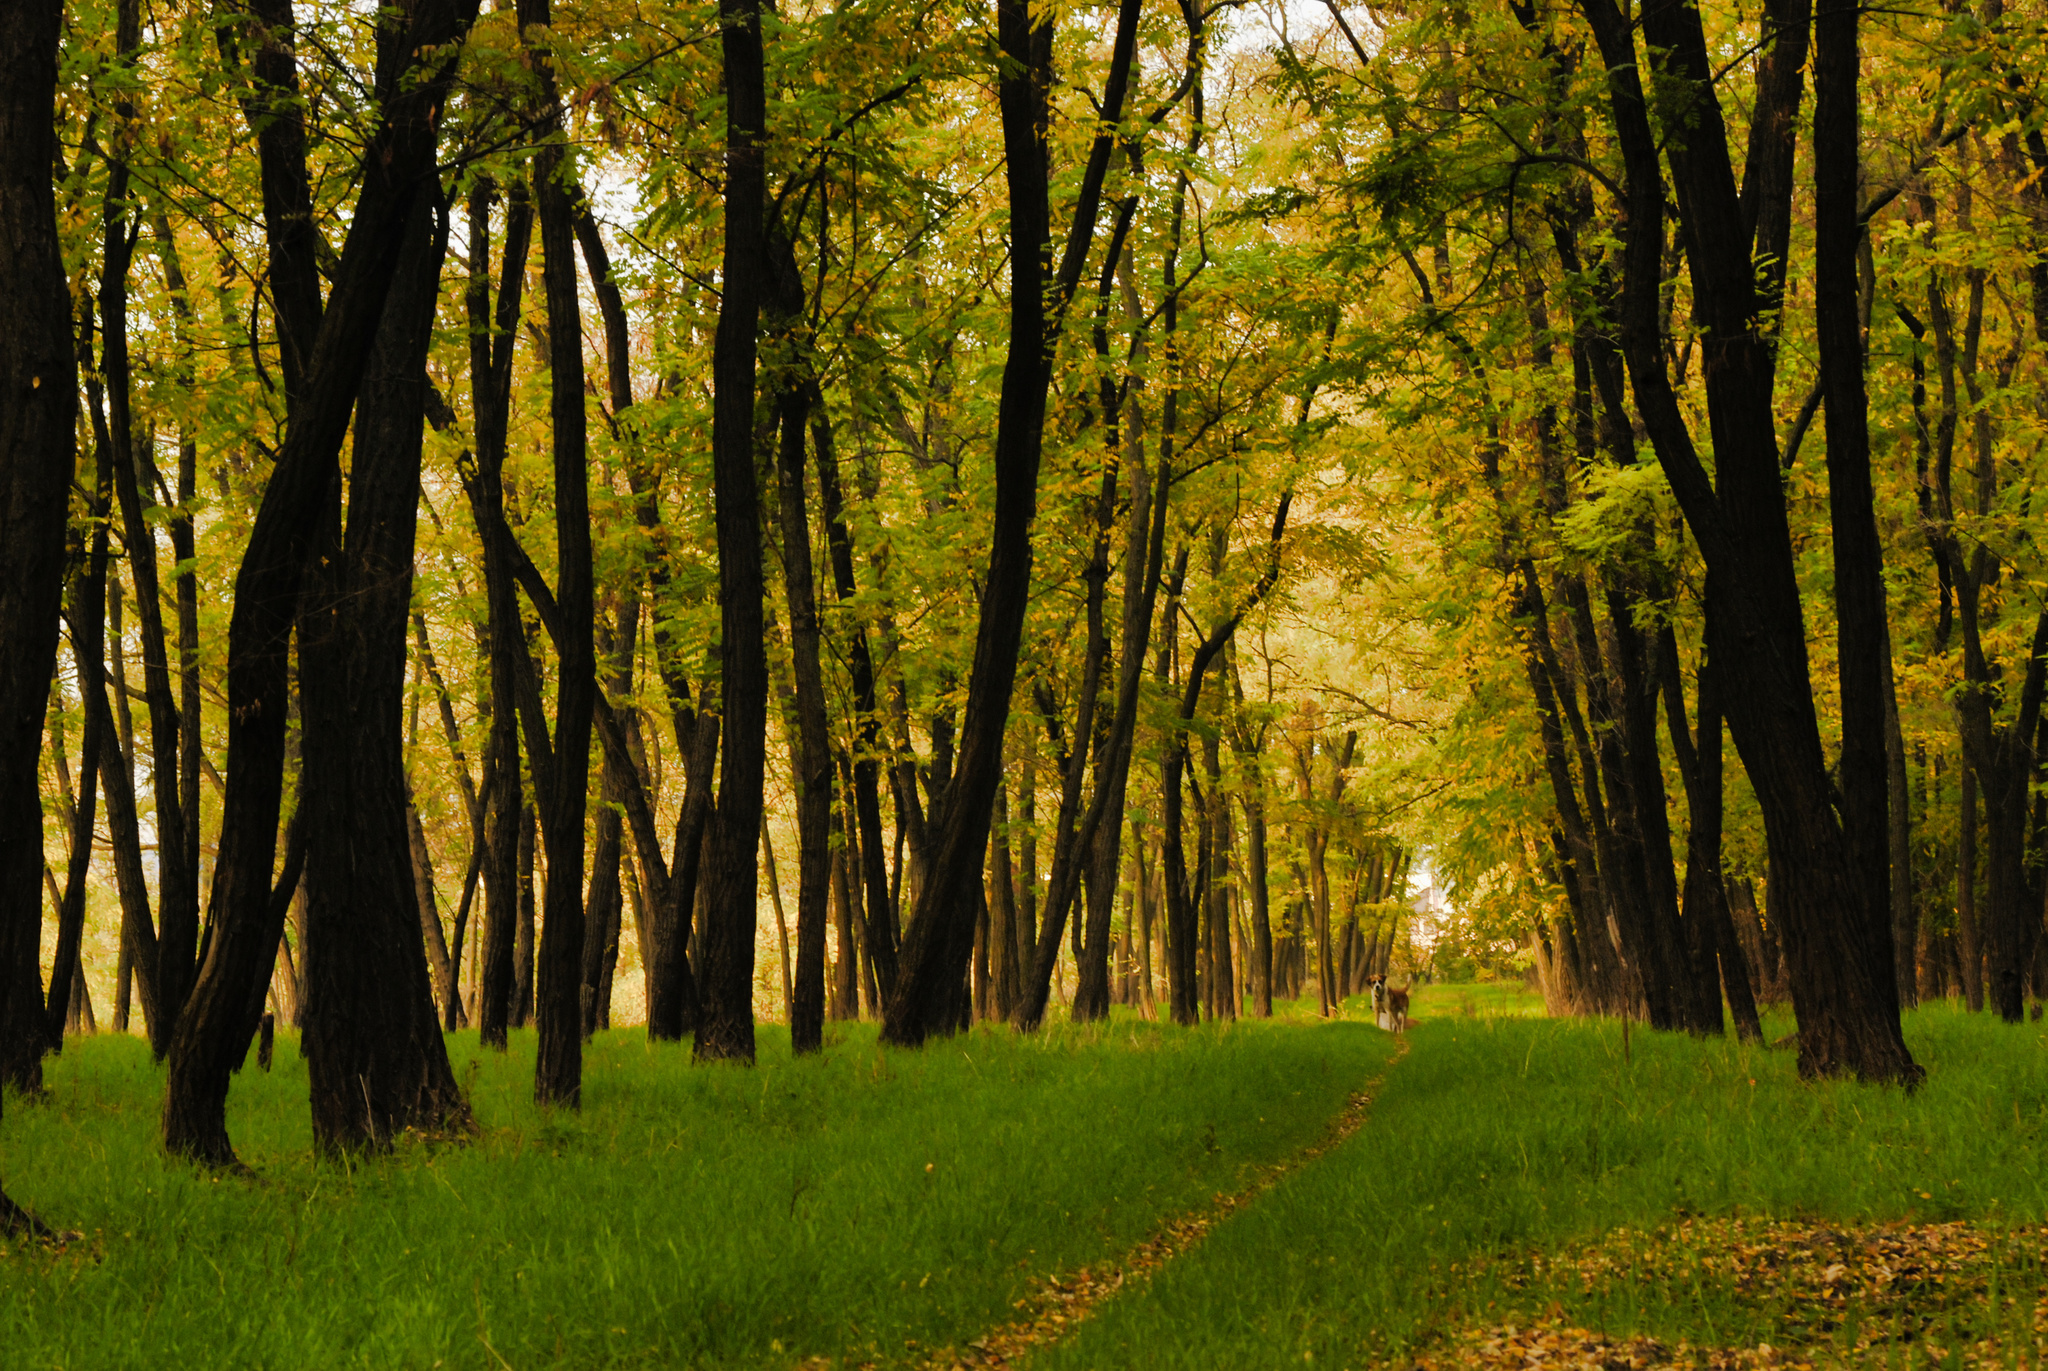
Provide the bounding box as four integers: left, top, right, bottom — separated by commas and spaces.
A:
517, 0, 597, 1107
162, 0, 482, 1164
1812, 0, 1899, 1022
460, 179, 533, 1050
766, 222, 833, 1054
696, 0, 770, 1063
0, 0, 76, 1232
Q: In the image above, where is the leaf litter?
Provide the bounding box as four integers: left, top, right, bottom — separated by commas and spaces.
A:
1410, 1217, 2048, 1370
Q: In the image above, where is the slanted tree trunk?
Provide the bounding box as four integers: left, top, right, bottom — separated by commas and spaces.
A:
161, 0, 479, 1164
46, 493, 112, 1054
517, 0, 597, 1108
1661, 648, 1761, 1042
883, 0, 1144, 1046
569, 209, 706, 1045
765, 228, 833, 1055
91, 0, 198, 1046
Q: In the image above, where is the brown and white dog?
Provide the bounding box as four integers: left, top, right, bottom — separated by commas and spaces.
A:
1385, 984, 1410, 1034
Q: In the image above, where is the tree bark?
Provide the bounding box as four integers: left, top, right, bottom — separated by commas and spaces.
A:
766, 232, 833, 1054
1814, 0, 1902, 1021
1577, 0, 1918, 1081
696, 0, 770, 1064
884, 0, 1144, 1046
0, 0, 77, 1227
298, 190, 468, 1154
461, 180, 533, 1051
162, 0, 480, 1164
513, 0, 596, 1107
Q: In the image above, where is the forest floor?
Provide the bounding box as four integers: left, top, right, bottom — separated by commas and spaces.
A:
0, 1008, 1393, 1369
1031, 998, 2048, 1370
3, 994, 2044, 1369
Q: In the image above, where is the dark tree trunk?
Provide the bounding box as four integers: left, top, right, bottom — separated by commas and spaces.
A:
765, 235, 833, 1055
162, 0, 478, 1164
830, 837, 858, 1019
1577, 0, 1918, 1081
511, 0, 597, 1108
1884, 624, 1916, 1008
583, 606, 635, 1040
95, 0, 197, 1042
1661, 647, 1760, 1042
883, 0, 1144, 1047
0, 0, 76, 1186
514, 803, 536, 1028
1202, 732, 1236, 1020
989, 779, 1021, 1017
46, 503, 111, 1055
696, 0, 770, 1064
814, 411, 896, 1006
1958, 763, 1984, 1010
299, 192, 468, 1153
571, 210, 705, 1046
461, 180, 533, 1051
408, 801, 457, 1023
1813, 0, 1902, 1021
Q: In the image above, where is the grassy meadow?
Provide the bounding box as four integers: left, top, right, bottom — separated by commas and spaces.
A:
0, 1015, 1393, 1369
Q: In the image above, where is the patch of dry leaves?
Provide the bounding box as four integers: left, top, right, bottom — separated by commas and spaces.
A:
1413, 1218, 2048, 1370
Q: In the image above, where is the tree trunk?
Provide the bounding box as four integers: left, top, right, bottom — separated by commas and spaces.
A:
696, 0, 770, 1064
1577, 0, 1918, 1081
43, 424, 113, 1057
1661, 647, 1760, 1042
516, 0, 596, 1108
0, 0, 73, 1230
764, 259, 833, 1053
1814, 0, 1902, 1023
299, 191, 468, 1153
161, 0, 479, 1164
408, 801, 457, 1023
514, 803, 536, 1028
461, 180, 533, 1052
1958, 762, 1983, 1010
882, 0, 1144, 1047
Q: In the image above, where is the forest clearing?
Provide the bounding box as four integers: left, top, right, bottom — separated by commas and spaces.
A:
10, 0, 2048, 1361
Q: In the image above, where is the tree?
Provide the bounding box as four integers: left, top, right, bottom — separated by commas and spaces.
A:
0, 0, 77, 1232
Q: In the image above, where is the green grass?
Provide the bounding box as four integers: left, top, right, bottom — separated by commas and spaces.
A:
1038, 1000, 2048, 1369
0, 1016, 1395, 1369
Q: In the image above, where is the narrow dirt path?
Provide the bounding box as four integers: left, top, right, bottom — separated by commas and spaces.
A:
913, 1035, 1410, 1370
